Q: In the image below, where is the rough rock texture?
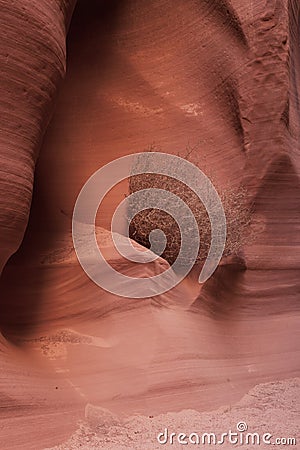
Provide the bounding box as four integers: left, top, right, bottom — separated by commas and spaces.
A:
47, 378, 300, 449
0, 1, 299, 449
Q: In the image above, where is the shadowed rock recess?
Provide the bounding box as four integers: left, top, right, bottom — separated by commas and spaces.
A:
0, 1, 299, 449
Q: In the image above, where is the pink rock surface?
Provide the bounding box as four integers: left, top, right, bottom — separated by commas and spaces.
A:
0, 0, 76, 271
0, 1, 299, 449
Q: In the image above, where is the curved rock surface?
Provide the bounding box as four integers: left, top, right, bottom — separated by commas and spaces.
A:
0, 0, 76, 271
0, 1, 299, 449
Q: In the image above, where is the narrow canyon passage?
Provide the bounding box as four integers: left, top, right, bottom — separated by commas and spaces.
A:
0, 1, 299, 449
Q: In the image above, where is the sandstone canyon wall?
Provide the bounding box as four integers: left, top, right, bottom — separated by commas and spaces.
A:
0, 1, 299, 449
